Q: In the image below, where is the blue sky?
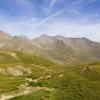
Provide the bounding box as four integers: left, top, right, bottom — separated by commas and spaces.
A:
0, 0, 100, 41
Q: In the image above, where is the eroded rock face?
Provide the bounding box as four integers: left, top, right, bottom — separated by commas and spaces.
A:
0, 31, 100, 64
0, 68, 5, 74
0, 65, 32, 76
6, 67, 24, 76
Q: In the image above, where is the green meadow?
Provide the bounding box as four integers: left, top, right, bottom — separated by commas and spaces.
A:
0, 51, 100, 100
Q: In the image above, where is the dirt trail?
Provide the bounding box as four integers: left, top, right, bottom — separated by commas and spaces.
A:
0, 77, 54, 100
0, 65, 54, 100
0, 86, 53, 100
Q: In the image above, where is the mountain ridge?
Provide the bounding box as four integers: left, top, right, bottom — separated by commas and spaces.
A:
0, 31, 99, 43
0, 31, 100, 64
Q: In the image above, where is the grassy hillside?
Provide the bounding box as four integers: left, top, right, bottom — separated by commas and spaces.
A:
1, 32, 100, 65
0, 51, 100, 100
0, 51, 56, 66
8, 63, 100, 100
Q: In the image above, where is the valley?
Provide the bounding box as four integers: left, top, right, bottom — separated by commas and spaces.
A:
0, 32, 100, 100
0, 50, 100, 100
0, 0, 100, 99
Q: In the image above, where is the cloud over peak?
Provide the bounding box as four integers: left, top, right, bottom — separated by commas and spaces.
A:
0, 0, 100, 41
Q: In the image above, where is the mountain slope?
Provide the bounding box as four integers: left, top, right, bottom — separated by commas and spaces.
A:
0, 32, 100, 64
0, 32, 100, 99
32, 34, 100, 64
0, 31, 12, 49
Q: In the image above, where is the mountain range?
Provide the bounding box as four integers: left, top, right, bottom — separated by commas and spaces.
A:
0, 31, 100, 64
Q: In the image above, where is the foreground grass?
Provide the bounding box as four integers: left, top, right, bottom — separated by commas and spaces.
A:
10, 90, 51, 100
1, 63, 98, 100
0, 74, 26, 94
0, 51, 100, 100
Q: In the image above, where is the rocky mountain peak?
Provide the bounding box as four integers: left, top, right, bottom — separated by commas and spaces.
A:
54, 39, 66, 49
40, 34, 49, 38
0, 31, 12, 40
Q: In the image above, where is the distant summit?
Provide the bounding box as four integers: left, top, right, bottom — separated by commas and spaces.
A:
0, 31, 100, 64
0, 31, 11, 39
40, 34, 52, 39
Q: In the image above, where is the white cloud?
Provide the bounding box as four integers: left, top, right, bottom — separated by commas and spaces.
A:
0, 15, 38, 37
49, 0, 59, 7
0, 12, 100, 42
88, 0, 97, 3
0, 0, 100, 42
7, 0, 35, 17
35, 20, 100, 42
34, 8, 65, 29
